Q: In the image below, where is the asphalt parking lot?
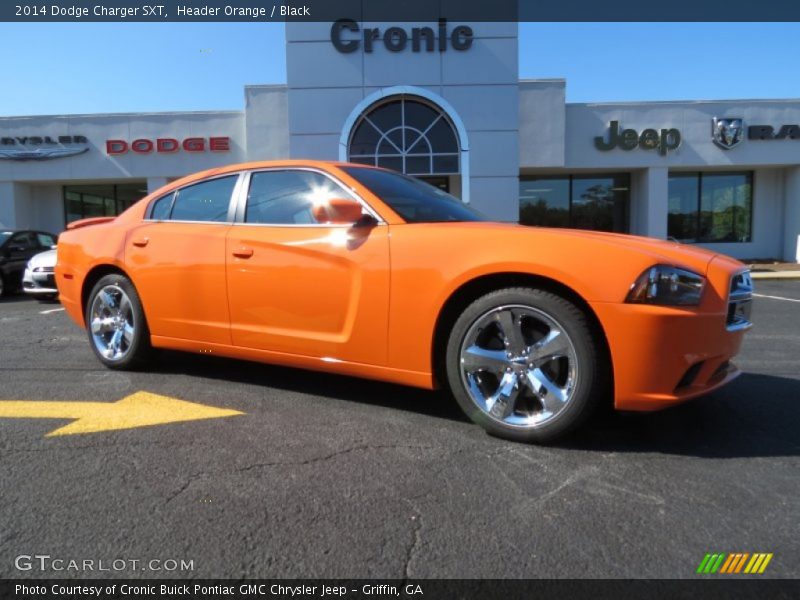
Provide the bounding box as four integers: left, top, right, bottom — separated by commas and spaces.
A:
0, 281, 798, 579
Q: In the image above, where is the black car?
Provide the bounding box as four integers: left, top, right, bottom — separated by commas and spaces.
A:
0, 230, 58, 298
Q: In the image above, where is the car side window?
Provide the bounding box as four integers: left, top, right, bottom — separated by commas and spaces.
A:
36, 233, 56, 248
245, 170, 359, 225
170, 176, 238, 223
149, 192, 175, 220
9, 232, 34, 250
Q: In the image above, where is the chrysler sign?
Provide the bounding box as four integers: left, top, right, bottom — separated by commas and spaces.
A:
0, 135, 89, 161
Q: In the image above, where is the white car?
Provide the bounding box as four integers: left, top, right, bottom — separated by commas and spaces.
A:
22, 248, 58, 301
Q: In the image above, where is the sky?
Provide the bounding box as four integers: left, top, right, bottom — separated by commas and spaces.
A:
1, 22, 799, 116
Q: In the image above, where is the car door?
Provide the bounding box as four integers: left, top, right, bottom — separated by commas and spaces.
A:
225, 168, 390, 366
4, 232, 38, 283
125, 174, 242, 345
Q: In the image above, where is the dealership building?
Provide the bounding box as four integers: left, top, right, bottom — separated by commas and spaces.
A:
1, 22, 800, 261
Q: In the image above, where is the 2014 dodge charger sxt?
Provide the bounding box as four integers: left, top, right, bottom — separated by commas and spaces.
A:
55, 160, 753, 443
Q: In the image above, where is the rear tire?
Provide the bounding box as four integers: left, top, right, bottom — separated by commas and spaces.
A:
445, 287, 607, 444
85, 274, 151, 370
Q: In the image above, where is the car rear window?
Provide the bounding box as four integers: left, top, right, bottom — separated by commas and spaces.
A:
167, 176, 238, 223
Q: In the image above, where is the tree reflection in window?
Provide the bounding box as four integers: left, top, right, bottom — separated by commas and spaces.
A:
348, 96, 460, 176
519, 174, 630, 233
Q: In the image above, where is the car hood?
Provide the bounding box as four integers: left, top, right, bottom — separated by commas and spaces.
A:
28, 248, 57, 268
426, 222, 723, 275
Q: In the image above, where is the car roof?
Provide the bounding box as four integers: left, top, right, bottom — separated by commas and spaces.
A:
158, 160, 386, 195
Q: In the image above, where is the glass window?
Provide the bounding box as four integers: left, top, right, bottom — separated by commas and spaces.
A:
571, 176, 629, 233
149, 192, 175, 220
519, 178, 569, 228
519, 174, 630, 233
348, 95, 460, 177
0, 232, 11, 246
36, 233, 57, 248
9, 232, 35, 250
667, 172, 752, 243
342, 166, 486, 223
63, 183, 147, 225
171, 176, 237, 223
245, 170, 357, 225
668, 174, 699, 241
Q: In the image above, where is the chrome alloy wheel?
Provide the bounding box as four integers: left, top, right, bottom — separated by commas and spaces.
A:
89, 284, 135, 362
459, 304, 578, 428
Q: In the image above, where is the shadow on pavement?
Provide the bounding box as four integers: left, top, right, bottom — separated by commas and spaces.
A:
568, 373, 800, 458
0, 293, 38, 305
150, 350, 469, 423
149, 352, 799, 458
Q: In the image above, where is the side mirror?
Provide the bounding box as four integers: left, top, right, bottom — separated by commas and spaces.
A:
312, 198, 364, 225
353, 214, 378, 228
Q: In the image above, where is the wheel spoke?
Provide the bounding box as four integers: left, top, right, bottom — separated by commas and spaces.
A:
122, 322, 135, 345
530, 328, 569, 363
118, 294, 132, 317
462, 345, 509, 373
495, 309, 526, 354
109, 330, 124, 357
487, 371, 521, 419
91, 317, 116, 334
526, 368, 567, 413
99, 289, 117, 311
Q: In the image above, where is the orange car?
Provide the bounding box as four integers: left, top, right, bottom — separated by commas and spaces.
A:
56, 160, 753, 443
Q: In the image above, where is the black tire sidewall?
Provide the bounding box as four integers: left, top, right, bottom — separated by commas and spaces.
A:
445, 288, 603, 444
85, 274, 150, 370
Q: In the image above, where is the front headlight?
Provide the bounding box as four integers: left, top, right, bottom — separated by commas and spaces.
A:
626, 265, 706, 306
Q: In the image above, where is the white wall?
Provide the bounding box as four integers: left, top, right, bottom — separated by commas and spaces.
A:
784, 167, 800, 261
284, 20, 521, 220
29, 185, 64, 234
518, 80, 566, 168
0, 111, 247, 184
565, 100, 800, 169
245, 85, 290, 160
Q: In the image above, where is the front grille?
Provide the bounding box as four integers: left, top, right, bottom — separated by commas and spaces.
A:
726, 271, 753, 332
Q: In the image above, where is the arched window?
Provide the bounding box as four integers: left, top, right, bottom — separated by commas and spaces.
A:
347, 96, 460, 176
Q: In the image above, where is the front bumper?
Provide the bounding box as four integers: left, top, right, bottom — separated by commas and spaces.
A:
592, 258, 751, 412
22, 268, 58, 295
592, 301, 747, 411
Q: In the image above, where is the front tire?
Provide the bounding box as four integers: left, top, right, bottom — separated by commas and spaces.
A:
85, 274, 151, 370
445, 287, 607, 444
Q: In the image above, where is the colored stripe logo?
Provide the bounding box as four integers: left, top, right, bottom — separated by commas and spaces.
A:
697, 553, 773, 574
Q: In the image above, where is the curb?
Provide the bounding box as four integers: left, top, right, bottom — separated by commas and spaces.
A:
750, 271, 800, 280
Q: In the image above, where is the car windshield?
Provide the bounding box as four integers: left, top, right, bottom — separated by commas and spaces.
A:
340, 167, 488, 223
0, 232, 11, 245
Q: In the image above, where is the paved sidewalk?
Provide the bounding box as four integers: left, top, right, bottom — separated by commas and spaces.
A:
747, 261, 800, 280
